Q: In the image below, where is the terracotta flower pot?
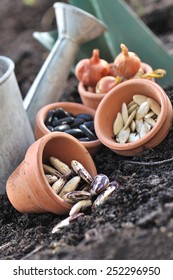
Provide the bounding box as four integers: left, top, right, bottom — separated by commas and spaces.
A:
94, 79, 173, 156
35, 102, 102, 155
78, 62, 154, 110
6, 132, 97, 215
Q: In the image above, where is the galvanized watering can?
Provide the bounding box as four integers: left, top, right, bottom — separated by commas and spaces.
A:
0, 3, 106, 194
23, 2, 107, 129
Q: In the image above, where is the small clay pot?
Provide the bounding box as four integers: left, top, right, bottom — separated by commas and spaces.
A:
78, 63, 154, 110
94, 79, 173, 156
35, 102, 102, 155
6, 132, 97, 215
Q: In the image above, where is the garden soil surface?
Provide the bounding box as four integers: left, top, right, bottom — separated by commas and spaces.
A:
1, 0, 173, 260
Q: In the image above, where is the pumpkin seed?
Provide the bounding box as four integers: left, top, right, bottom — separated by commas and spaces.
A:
133, 94, 148, 105
128, 103, 138, 114
116, 127, 130, 144
140, 123, 150, 138
144, 111, 155, 119
136, 100, 150, 120
144, 117, 156, 127
148, 98, 161, 115
127, 100, 136, 109
135, 119, 144, 133
130, 120, 136, 132
113, 112, 124, 135
121, 102, 129, 125
124, 109, 136, 129
128, 133, 140, 142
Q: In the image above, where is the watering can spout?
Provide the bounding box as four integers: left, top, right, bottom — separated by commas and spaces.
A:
23, 3, 107, 130
54, 2, 107, 44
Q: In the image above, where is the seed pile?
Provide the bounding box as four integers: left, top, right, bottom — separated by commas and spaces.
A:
113, 94, 161, 144
43, 157, 119, 233
45, 107, 97, 142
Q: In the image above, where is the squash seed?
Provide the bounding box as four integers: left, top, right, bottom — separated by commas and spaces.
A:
144, 111, 155, 119
128, 133, 140, 142
130, 120, 136, 132
135, 119, 144, 133
136, 100, 150, 120
140, 123, 150, 138
121, 102, 129, 125
113, 112, 124, 135
133, 94, 148, 105
124, 109, 137, 129
148, 98, 161, 115
128, 103, 138, 114
116, 127, 130, 144
145, 117, 156, 127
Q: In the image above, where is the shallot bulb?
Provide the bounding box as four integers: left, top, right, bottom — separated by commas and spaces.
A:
114, 43, 141, 79
96, 76, 122, 94
75, 49, 110, 86
108, 63, 118, 77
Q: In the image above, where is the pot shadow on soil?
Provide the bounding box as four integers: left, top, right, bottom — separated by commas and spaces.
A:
1, 0, 173, 260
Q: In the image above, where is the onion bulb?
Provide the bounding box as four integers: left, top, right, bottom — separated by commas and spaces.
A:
114, 44, 141, 79
96, 76, 122, 94
75, 49, 110, 86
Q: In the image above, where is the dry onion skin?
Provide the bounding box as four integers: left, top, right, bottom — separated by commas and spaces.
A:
95, 75, 122, 94
114, 43, 141, 79
75, 49, 110, 86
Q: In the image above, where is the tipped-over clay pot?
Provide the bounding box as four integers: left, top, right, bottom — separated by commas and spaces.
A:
78, 62, 154, 110
94, 79, 173, 156
6, 132, 97, 215
35, 102, 102, 155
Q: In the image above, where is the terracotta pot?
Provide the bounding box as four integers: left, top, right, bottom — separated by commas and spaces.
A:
6, 132, 97, 215
78, 63, 154, 110
94, 79, 173, 156
35, 102, 102, 155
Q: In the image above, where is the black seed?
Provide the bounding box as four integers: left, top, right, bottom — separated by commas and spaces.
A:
83, 121, 95, 131
79, 124, 97, 140
47, 125, 54, 132
51, 117, 60, 127
78, 137, 90, 142
45, 110, 55, 126
64, 128, 84, 138
75, 113, 93, 121
71, 117, 85, 128
53, 124, 71, 131
54, 108, 72, 118
58, 116, 75, 125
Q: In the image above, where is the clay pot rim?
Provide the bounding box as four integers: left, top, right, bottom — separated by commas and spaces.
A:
35, 101, 101, 146
78, 82, 107, 98
78, 62, 153, 97
95, 79, 169, 151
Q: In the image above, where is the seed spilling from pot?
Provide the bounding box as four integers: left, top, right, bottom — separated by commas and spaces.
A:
45, 107, 97, 142
42, 156, 120, 233
113, 94, 161, 144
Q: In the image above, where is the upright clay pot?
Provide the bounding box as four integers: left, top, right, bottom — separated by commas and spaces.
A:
94, 79, 173, 156
6, 132, 97, 215
35, 102, 102, 155
78, 62, 154, 110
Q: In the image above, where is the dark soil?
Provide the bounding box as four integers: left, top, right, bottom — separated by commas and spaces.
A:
1, 0, 173, 260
